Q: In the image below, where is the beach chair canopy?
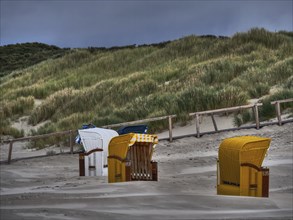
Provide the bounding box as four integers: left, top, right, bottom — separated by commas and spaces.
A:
108, 133, 158, 160
117, 125, 148, 135
218, 136, 271, 185
75, 124, 96, 144
78, 127, 118, 166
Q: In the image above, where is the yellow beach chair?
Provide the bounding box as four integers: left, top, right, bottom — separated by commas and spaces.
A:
108, 133, 158, 183
217, 136, 271, 197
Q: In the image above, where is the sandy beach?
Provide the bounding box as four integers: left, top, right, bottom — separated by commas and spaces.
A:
0, 122, 292, 219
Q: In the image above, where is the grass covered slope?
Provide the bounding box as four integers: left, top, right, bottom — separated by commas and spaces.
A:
0, 42, 69, 77
1, 28, 293, 137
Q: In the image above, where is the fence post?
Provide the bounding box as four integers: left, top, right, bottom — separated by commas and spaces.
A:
168, 116, 173, 142
211, 114, 218, 131
69, 130, 73, 154
195, 113, 200, 138
60, 144, 63, 154
274, 101, 282, 126
8, 141, 13, 164
254, 104, 260, 129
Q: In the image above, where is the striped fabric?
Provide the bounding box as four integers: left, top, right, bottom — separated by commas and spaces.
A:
129, 133, 158, 148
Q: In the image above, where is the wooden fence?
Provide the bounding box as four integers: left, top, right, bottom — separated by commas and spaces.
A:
271, 99, 293, 126
189, 103, 263, 138
1, 98, 292, 164
102, 115, 177, 141
2, 130, 75, 164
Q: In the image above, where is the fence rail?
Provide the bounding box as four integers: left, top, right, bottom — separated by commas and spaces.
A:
1, 99, 292, 164
271, 98, 293, 126
2, 130, 75, 164
102, 115, 177, 128
189, 103, 263, 138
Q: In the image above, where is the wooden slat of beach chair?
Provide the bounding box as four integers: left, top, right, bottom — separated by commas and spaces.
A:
147, 144, 152, 180
129, 142, 156, 181
137, 144, 141, 180
130, 145, 134, 179
149, 144, 153, 179
133, 144, 137, 180
142, 145, 147, 180
137, 144, 142, 180
143, 145, 148, 180
138, 144, 143, 180
135, 144, 140, 180
145, 145, 150, 180
147, 144, 151, 179
139, 144, 143, 180
129, 145, 133, 179
140, 144, 145, 180
148, 145, 152, 179
141, 145, 145, 180
132, 145, 137, 180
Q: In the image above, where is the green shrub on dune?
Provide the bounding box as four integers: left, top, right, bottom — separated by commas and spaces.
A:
1, 28, 292, 137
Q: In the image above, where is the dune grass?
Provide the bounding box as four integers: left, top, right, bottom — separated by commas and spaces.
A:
0, 28, 292, 138
0, 42, 69, 77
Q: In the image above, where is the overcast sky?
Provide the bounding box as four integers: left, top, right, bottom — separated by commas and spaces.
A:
1, 0, 292, 48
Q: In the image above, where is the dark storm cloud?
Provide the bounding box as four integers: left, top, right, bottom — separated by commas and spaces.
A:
1, 0, 292, 48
